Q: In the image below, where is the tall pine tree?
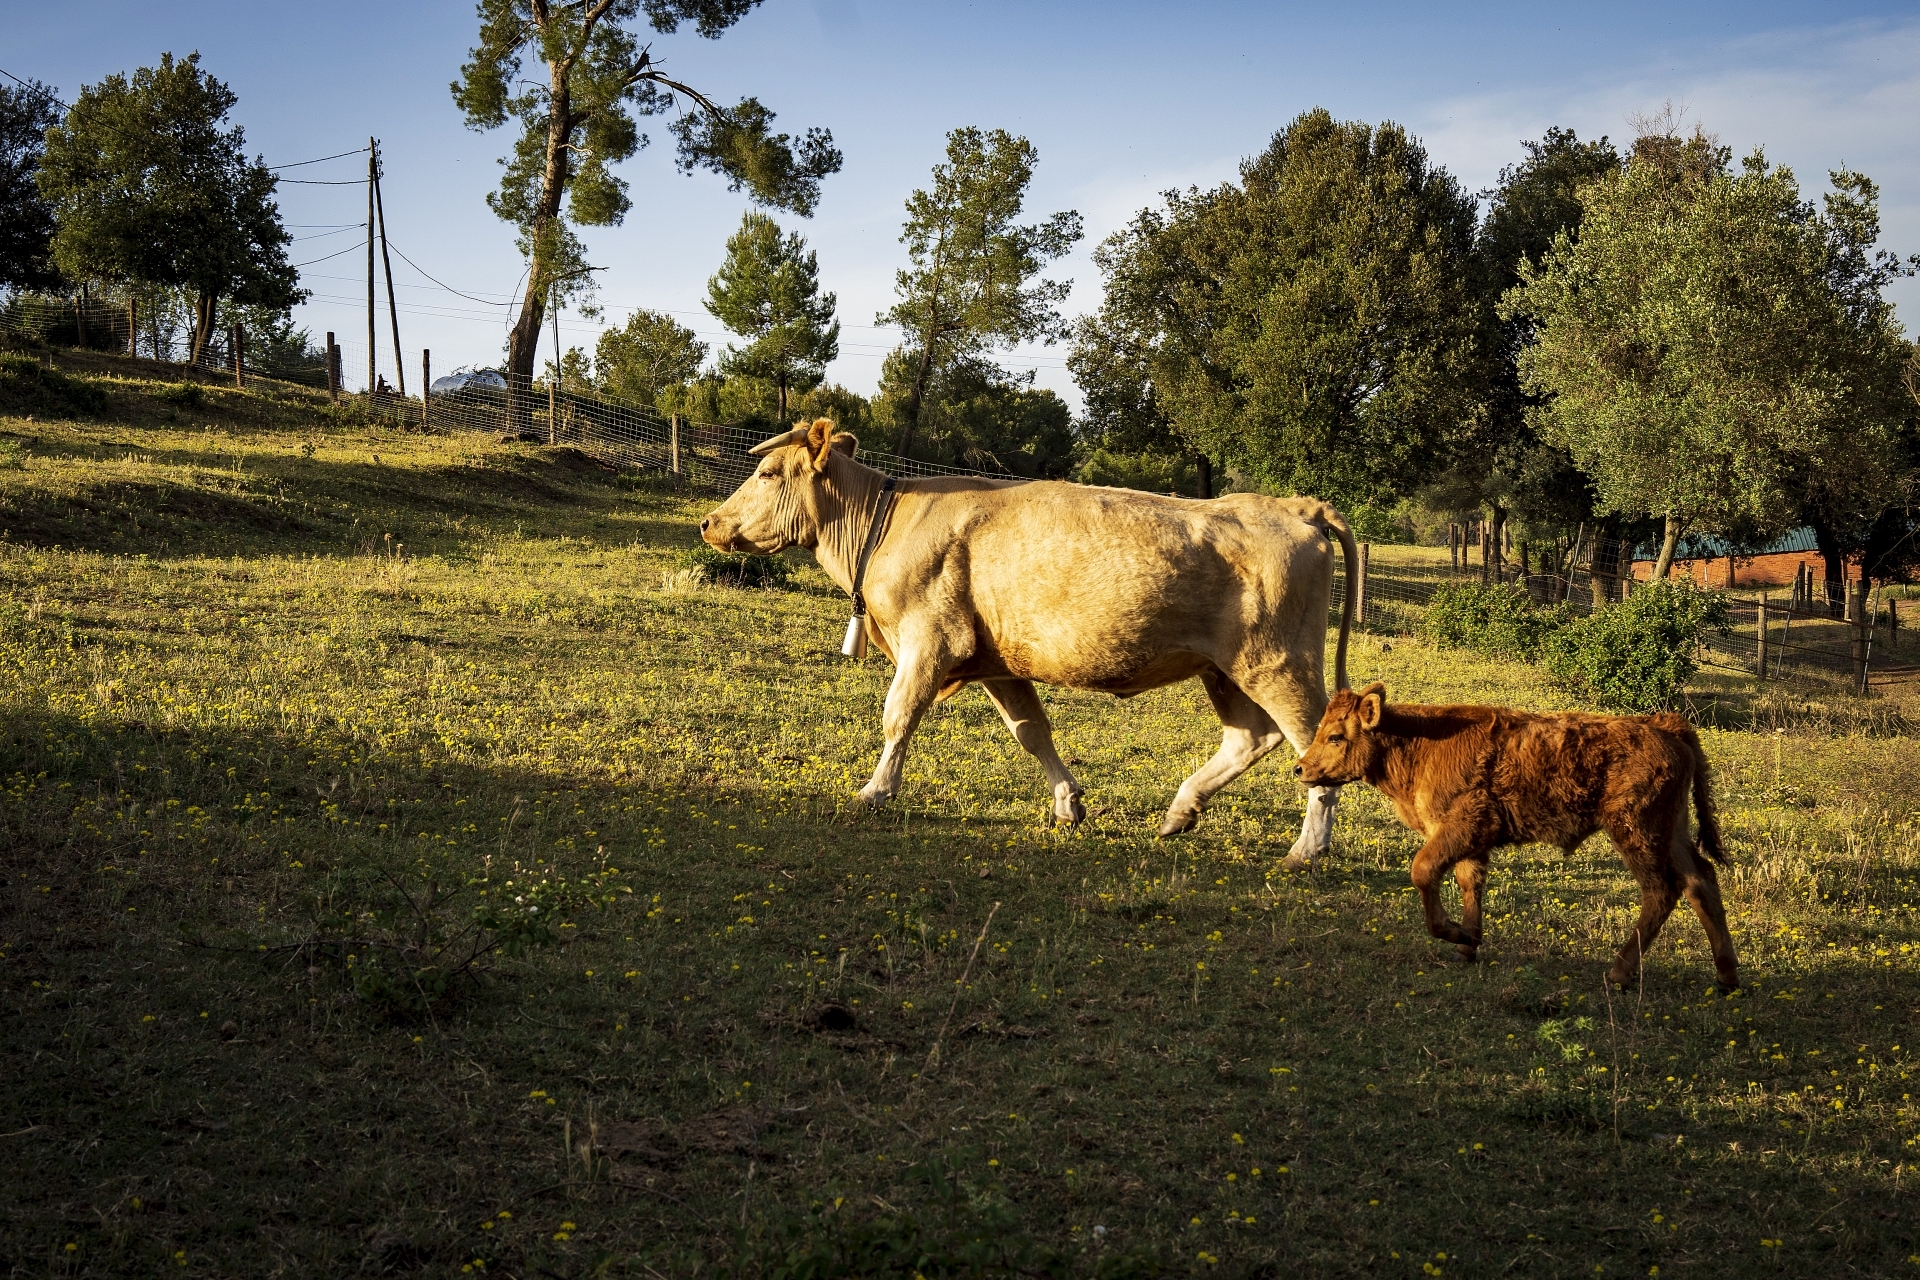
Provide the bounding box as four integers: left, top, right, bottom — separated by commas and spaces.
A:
705, 211, 838, 420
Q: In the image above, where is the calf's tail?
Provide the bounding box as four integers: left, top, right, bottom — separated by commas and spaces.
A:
1681, 726, 1727, 867
1316, 506, 1358, 692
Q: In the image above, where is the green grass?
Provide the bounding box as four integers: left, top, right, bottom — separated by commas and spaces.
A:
3, 352, 1919, 1277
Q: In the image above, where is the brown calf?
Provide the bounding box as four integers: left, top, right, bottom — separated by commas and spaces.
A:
1293, 684, 1738, 991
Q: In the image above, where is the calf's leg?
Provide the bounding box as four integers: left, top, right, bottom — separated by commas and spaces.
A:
1452, 856, 1490, 962
1409, 825, 1493, 949
1603, 818, 1683, 989
1158, 671, 1289, 837
981, 678, 1084, 827
1671, 817, 1740, 991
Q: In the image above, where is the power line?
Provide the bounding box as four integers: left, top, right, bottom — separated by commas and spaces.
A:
381, 238, 515, 306
269, 146, 369, 170
289, 241, 367, 270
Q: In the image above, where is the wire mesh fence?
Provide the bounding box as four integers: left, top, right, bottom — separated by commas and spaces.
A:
7, 300, 1910, 698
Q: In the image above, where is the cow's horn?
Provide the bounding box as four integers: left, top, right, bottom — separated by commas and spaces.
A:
748, 427, 810, 456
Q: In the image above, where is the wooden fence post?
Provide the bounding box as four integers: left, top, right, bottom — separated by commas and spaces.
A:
1755, 593, 1768, 678
1479, 523, 1491, 585
1355, 542, 1369, 629
670, 414, 681, 475
421, 349, 430, 426
128, 296, 137, 357
1851, 581, 1869, 693
232, 324, 245, 389
325, 334, 339, 403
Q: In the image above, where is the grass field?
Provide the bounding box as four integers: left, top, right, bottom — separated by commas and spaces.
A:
3, 351, 1918, 1278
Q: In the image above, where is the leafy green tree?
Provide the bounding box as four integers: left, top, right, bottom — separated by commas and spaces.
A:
593, 307, 707, 406
705, 211, 837, 420
36, 53, 302, 364
452, 0, 842, 382
0, 77, 61, 291
1077, 108, 1479, 507
1507, 125, 1915, 580
870, 350, 1074, 477
1440, 128, 1620, 578
879, 127, 1081, 459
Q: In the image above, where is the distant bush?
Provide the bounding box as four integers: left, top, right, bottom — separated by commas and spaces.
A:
0, 352, 107, 416
1422, 578, 1726, 711
1077, 447, 1201, 497
1543, 580, 1731, 713
1344, 499, 1418, 545
1421, 581, 1570, 662
677, 542, 795, 589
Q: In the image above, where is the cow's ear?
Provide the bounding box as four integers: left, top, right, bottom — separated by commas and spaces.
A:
830, 432, 858, 458
805, 417, 837, 470
1356, 681, 1386, 729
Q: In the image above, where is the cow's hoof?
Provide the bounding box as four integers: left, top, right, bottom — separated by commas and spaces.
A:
1278, 851, 1316, 872
1053, 788, 1086, 828
856, 784, 894, 808
1156, 808, 1199, 837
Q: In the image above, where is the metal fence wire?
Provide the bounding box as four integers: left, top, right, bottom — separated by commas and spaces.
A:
5, 299, 1908, 696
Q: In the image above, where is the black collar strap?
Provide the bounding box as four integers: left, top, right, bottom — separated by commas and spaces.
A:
849, 476, 898, 618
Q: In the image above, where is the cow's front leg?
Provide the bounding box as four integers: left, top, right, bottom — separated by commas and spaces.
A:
857, 635, 955, 809
980, 678, 1084, 826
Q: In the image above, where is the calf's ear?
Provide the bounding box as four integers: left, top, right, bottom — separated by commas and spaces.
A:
1357, 682, 1386, 729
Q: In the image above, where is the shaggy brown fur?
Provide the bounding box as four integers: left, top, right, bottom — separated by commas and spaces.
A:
1294, 683, 1738, 990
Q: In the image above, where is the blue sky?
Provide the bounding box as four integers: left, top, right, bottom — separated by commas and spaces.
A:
9, 1, 1919, 401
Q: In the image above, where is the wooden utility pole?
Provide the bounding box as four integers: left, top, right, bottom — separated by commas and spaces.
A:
1755, 593, 1769, 678
325, 331, 338, 402
367, 138, 377, 397
422, 350, 430, 426
548, 275, 559, 445
373, 140, 404, 398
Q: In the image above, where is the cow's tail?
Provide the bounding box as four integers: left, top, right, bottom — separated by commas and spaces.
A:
1680, 724, 1728, 867
1318, 505, 1358, 692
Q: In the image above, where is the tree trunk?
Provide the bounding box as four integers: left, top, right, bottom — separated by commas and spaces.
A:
1650, 513, 1683, 582
1810, 521, 1848, 618
188, 292, 218, 366
1195, 455, 1213, 499
505, 48, 578, 386
1590, 517, 1619, 608
896, 337, 939, 461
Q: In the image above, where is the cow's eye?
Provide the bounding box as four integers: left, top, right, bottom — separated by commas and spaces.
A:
1327, 733, 1344, 744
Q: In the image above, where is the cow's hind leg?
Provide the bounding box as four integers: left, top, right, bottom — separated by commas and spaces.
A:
1226, 668, 1340, 869
981, 678, 1085, 826
1158, 670, 1289, 837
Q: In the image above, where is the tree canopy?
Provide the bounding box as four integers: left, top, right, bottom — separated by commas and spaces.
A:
0, 76, 61, 292
879, 127, 1081, 459
452, 0, 842, 380
35, 53, 301, 363
592, 307, 707, 408
1073, 108, 1479, 507
705, 211, 838, 420
1507, 125, 1915, 578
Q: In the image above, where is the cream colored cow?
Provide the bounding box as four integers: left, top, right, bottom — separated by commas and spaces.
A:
700, 419, 1358, 867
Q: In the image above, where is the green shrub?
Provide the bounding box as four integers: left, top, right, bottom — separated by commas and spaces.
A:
1420, 581, 1570, 661
1344, 499, 1417, 545
678, 542, 796, 589
1076, 447, 1201, 497
1542, 579, 1731, 712
0, 352, 107, 416
153, 380, 205, 408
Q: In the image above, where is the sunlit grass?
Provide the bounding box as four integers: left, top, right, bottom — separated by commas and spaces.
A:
1, 354, 1916, 1276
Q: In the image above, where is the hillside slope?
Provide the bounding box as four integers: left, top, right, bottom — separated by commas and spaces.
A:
1, 351, 1916, 1277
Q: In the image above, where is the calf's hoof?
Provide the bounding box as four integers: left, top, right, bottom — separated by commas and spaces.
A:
1715, 973, 1740, 993
1455, 944, 1479, 963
